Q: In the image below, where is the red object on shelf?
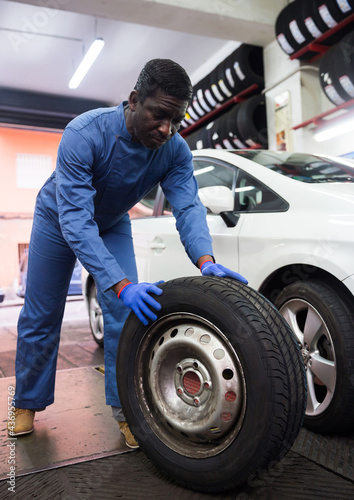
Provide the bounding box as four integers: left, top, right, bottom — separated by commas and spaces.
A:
180, 84, 259, 138
293, 98, 354, 130
290, 13, 354, 62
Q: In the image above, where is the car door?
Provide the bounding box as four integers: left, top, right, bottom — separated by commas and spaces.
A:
132, 158, 244, 283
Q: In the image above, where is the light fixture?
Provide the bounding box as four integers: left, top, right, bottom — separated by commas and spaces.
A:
69, 38, 105, 89
314, 115, 354, 142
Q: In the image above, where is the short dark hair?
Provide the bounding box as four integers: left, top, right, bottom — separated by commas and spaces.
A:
134, 59, 193, 103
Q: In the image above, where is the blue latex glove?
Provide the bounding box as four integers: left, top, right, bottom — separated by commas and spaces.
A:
201, 260, 248, 284
118, 281, 164, 325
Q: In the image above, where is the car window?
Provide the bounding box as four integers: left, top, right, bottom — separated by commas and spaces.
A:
231, 151, 354, 183
234, 171, 288, 212
129, 185, 159, 219
162, 160, 235, 214
193, 160, 235, 190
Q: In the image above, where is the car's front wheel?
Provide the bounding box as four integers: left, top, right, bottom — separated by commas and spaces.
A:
275, 279, 354, 433
117, 277, 306, 493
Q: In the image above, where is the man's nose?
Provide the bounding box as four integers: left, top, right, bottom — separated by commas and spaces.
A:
158, 120, 172, 137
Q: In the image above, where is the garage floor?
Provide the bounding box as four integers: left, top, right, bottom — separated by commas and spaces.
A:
0, 304, 353, 499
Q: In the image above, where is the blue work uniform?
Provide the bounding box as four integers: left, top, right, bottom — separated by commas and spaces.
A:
14, 101, 213, 411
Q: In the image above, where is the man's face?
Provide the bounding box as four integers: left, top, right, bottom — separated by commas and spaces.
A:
128, 88, 188, 150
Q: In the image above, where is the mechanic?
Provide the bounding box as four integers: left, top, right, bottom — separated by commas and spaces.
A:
8, 59, 247, 449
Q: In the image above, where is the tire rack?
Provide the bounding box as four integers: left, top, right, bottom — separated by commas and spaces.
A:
290, 12, 354, 132
180, 83, 262, 149
289, 12, 354, 62
293, 97, 354, 131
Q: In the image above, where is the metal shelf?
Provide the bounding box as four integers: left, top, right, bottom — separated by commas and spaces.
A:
290, 13, 354, 62
180, 84, 259, 138
293, 98, 354, 130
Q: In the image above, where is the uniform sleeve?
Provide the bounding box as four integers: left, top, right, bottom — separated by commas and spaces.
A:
160, 138, 214, 265
56, 127, 127, 292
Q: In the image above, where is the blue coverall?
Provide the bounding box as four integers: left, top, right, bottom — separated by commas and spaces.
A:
14, 102, 213, 411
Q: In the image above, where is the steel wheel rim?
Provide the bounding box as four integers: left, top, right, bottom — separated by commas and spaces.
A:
279, 298, 336, 417
135, 312, 246, 458
88, 286, 104, 341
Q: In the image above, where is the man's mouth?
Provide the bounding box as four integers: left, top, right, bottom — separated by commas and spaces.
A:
152, 135, 166, 144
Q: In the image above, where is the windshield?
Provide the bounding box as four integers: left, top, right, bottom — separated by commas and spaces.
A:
231, 151, 354, 183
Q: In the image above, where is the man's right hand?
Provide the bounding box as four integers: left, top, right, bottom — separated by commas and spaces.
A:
118, 281, 164, 325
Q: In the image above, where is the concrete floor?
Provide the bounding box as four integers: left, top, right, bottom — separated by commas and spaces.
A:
0, 298, 354, 499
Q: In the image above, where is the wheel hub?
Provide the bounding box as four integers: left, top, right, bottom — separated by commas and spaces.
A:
139, 314, 245, 452
175, 359, 212, 406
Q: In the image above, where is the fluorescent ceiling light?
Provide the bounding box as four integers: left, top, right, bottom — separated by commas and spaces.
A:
314, 116, 354, 142
69, 38, 105, 89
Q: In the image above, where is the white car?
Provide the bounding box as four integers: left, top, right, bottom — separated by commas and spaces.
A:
83, 149, 354, 434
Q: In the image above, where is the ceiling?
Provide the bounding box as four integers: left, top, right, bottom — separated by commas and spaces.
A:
0, 0, 287, 106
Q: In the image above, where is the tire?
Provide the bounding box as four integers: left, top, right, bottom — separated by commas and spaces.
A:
275, 2, 299, 56
224, 44, 265, 95
335, 31, 354, 100
117, 277, 306, 493
274, 280, 354, 433
87, 282, 104, 347
320, 45, 348, 105
236, 95, 268, 148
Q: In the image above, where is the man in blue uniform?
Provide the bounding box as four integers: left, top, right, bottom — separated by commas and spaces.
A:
8, 59, 246, 448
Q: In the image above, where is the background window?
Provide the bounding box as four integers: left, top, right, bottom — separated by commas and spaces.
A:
16, 153, 52, 189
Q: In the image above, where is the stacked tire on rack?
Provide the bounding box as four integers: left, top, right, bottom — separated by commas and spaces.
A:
275, 0, 354, 60
182, 43, 267, 150
319, 30, 354, 105
185, 95, 268, 150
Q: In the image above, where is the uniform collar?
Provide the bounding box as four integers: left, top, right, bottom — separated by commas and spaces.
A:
116, 101, 133, 141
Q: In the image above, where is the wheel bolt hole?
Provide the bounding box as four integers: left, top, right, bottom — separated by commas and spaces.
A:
193, 362, 198, 369
159, 337, 165, 346
170, 328, 178, 338
222, 369, 234, 380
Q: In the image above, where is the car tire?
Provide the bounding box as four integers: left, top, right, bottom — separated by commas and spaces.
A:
236, 95, 268, 148
88, 282, 104, 347
274, 279, 354, 434
117, 276, 306, 493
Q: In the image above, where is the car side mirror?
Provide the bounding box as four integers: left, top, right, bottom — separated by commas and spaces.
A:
198, 186, 234, 214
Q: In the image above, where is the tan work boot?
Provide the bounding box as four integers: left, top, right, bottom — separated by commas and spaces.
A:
7, 408, 35, 436
118, 421, 139, 449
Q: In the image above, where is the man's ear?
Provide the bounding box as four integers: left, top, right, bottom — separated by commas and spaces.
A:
128, 90, 139, 111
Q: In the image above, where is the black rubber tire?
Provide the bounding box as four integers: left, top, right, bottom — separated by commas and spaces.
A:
334, 31, 354, 100
275, 2, 298, 56
117, 277, 306, 493
236, 95, 268, 148
215, 61, 233, 101
225, 105, 248, 149
274, 280, 354, 434
320, 44, 349, 105
184, 126, 209, 150
225, 44, 265, 94
277, 1, 311, 55
310, 0, 353, 44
